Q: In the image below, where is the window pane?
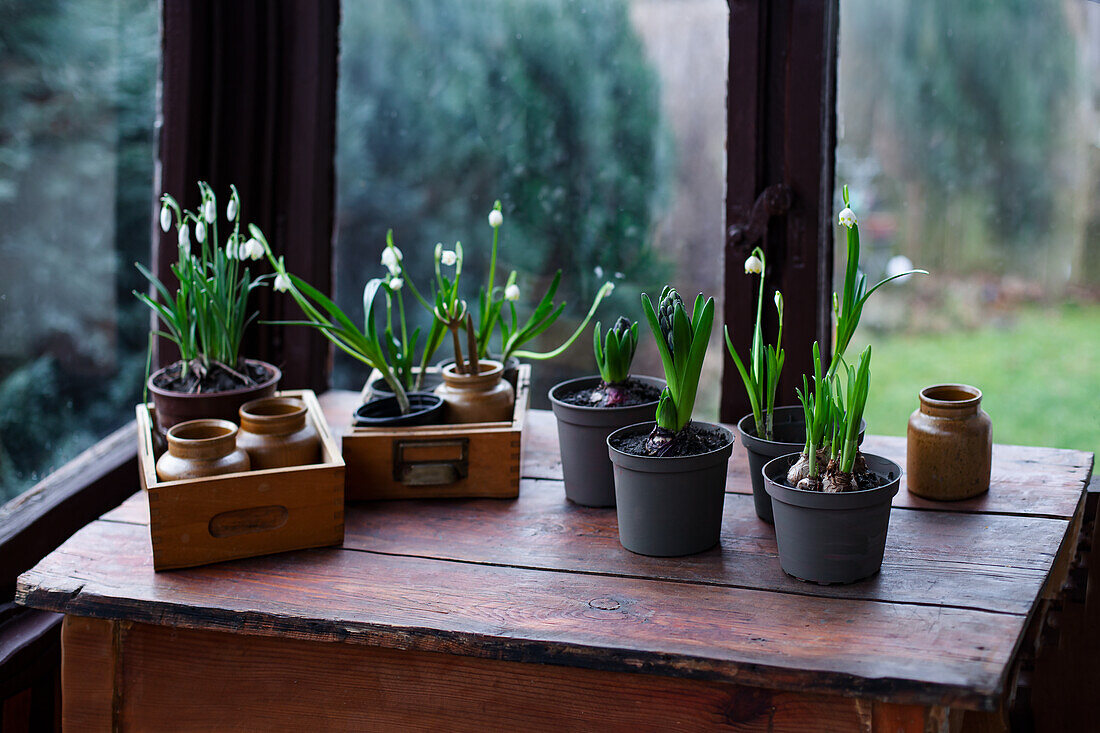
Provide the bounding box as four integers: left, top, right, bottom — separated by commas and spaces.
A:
836, 0, 1100, 450
335, 0, 727, 413
0, 0, 158, 502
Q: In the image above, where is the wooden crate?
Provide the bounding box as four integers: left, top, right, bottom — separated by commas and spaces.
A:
136, 389, 345, 571
342, 365, 530, 500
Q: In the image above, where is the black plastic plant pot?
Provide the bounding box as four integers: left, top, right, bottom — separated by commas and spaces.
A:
762, 452, 901, 585
607, 421, 734, 557
737, 408, 866, 524
548, 376, 664, 507
368, 373, 443, 401
353, 392, 444, 428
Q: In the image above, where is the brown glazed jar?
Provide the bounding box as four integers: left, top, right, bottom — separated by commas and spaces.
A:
236, 397, 321, 470
907, 384, 992, 501
156, 419, 250, 482
434, 359, 515, 424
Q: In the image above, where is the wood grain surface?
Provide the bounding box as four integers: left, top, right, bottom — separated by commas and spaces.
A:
16, 394, 1096, 716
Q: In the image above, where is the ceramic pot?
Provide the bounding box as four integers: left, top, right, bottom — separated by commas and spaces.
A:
354, 392, 445, 428
437, 354, 521, 386
763, 453, 901, 584
738, 408, 866, 524
148, 359, 280, 435
236, 396, 321, 470
434, 360, 514, 424
907, 384, 992, 501
156, 419, 250, 481
549, 375, 664, 507
607, 421, 734, 557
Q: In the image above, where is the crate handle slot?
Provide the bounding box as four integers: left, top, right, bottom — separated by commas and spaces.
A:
208, 505, 289, 538
393, 438, 469, 486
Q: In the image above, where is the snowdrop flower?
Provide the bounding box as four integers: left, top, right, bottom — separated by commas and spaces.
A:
838, 206, 857, 229
195, 220, 206, 244
203, 199, 216, 224
381, 246, 402, 276
594, 265, 604, 278
774, 291, 784, 316
744, 254, 763, 275
488, 209, 503, 228
159, 205, 172, 233
226, 236, 238, 260
226, 198, 238, 222
388, 277, 403, 291
886, 254, 915, 281
504, 283, 520, 301
440, 249, 457, 267
273, 273, 291, 293
178, 223, 190, 253
243, 238, 264, 261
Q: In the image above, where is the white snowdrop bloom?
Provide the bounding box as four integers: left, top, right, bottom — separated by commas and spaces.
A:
775, 291, 783, 312
273, 273, 291, 293
744, 254, 763, 275
178, 223, 190, 253
838, 207, 857, 229
388, 277, 404, 291
226, 237, 238, 260
243, 238, 264, 261
504, 283, 520, 301
440, 249, 457, 267
488, 209, 503, 228
226, 198, 238, 222
195, 221, 206, 244
381, 246, 402, 276
886, 255, 915, 281
203, 199, 216, 223
159, 205, 172, 233
594, 265, 604, 278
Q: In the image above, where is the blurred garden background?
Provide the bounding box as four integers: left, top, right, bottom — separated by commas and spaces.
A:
0, 0, 1097, 503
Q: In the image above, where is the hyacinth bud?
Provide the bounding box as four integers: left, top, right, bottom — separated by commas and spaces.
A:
611, 316, 631, 339
658, 288, 683, 353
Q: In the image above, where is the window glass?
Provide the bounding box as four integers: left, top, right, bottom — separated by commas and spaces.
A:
836, 0, 1100, 450
0, 0, 158, 502
335, 0, 728, 412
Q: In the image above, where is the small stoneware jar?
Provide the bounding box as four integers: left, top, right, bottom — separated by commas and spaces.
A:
907, 384, 991, 501
156, 419, 250, 482
434, 359, 514, 424
236, 396, 322, 470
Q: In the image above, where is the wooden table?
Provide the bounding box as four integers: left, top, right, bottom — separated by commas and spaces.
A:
16, 393, 1096, 731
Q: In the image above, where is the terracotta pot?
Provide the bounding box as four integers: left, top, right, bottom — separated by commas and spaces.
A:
907, 384, 991, 501
549, 375, 664, 507
763, 452, 901, 585
148, 359, 281, 435
236, 396, 321, 470
354, 392, 445, 427
434, 360, 514, 424
607, 421, 734, 557
156, 419, 250, 481
738, 407, 866, 524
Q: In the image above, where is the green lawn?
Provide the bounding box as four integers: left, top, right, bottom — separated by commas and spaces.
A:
850, 303, 1100, 454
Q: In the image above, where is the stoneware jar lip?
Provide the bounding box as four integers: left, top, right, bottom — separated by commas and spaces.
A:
147, 358, 281, 399
548, 374, 664, 413
166, 418, 238, 459
239, 396, 307, 434
441, 359, 504, 387
919, 383, 982, 413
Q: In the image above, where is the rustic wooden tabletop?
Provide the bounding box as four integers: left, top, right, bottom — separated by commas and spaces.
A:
16, 391, 1095, 716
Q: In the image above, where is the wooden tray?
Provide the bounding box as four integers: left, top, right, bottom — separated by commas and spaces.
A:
342, 365, 530, 501
136, 389, 345, 571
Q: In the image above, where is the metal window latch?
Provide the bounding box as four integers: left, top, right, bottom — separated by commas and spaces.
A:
393, 438, 470, 486
726, 183, 792, 251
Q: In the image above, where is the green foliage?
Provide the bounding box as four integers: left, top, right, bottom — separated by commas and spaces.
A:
594, 317, 638, 385
335, 0, 670, 386
642, 287, 714, 434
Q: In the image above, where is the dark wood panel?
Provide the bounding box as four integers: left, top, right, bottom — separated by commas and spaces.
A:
101, 482, 1060, 616
66, 618, 895, 732
19, 519, 1020, 710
